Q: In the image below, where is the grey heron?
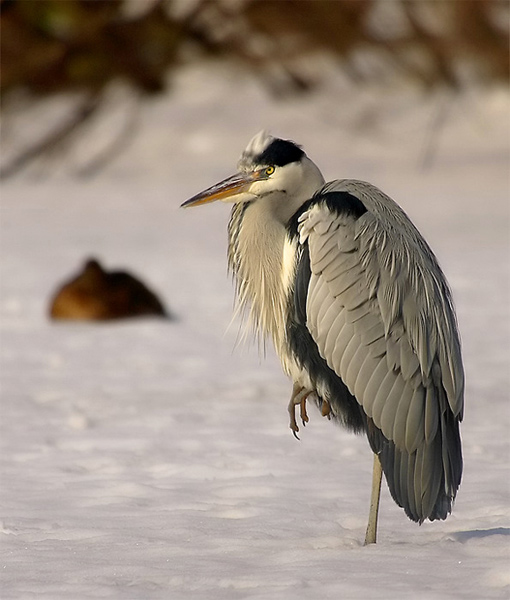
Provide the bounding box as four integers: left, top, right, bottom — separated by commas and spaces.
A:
182, 131, 463, 544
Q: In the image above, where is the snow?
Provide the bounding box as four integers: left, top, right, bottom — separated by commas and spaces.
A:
1, 66, 509, 599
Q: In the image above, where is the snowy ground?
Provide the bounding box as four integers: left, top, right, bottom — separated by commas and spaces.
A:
1, 67, 509, 599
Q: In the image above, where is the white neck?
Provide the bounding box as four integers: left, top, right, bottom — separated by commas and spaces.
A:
228, 156, 325, 349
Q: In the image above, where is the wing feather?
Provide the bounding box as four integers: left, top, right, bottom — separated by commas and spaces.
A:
380, 375, 407, 440
312, 276, 334, 331
324, 250, 360, 280
327, 265, 366, 298
399, 335, 421, 381
406, 450, 418, 521
391, 445, 402, 511
371, 369, 399, 431
405, 387, 425, 453
345, 343, 372, 389
315, 296, 343, 337
345, 300, 372, 324
294, 181, 463, 522
391, 384, 412, 448
353, 354, 384, 400
307, 272, 326, 316
364, 333, 387, 358
337, 325, 359, 375
312, 241, 338, 273
385, 326, 403, 371
325, 314, 350, 366
360, 319, 386, 347
424, 386, 439, 443
360, 356, 389, 417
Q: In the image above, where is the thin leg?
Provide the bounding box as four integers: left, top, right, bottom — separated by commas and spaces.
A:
364, 453, 383, 545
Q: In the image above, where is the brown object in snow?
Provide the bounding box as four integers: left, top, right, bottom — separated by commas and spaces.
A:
49, 258, 168, 321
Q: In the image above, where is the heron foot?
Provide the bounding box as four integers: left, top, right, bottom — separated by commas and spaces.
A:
321, 400, 331, 418
288, 385, 312, 439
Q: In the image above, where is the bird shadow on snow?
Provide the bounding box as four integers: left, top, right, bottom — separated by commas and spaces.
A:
449, 527, 510, 543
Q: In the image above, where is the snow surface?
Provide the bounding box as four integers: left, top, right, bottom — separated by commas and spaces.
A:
1, 66, 509, 599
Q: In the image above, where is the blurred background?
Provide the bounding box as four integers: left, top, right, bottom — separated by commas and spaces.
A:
1, 0, 508, 178
1, 0, 508, 321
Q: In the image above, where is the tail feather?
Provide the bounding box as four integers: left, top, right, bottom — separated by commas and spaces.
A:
366, 389, 462, 523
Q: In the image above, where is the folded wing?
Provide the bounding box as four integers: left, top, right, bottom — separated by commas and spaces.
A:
295, 180, 463, 522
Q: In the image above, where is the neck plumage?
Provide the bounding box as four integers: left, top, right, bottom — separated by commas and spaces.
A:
228, 196, 294, 351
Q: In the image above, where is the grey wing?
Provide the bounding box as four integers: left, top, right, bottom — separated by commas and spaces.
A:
298, 181, 463, 522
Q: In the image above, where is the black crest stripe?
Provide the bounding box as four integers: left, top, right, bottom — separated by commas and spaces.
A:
258, 139, 304, 167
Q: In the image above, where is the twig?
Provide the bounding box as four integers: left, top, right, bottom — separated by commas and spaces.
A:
0, 92, 101, 179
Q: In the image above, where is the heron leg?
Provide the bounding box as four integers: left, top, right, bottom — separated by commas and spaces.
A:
288, 384, 311, 439
364, 453, 383, 545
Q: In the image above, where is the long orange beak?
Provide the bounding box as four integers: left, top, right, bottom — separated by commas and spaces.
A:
181, 172, 261, 208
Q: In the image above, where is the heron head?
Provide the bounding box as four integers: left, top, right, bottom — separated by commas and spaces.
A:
181, 131, 325, 210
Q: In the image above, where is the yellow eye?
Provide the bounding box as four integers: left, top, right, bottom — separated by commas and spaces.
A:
265, 166, 275, 176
